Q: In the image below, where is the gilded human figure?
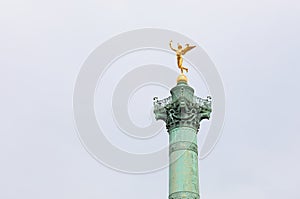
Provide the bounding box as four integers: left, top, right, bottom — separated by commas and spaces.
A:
169, 40, 196, 73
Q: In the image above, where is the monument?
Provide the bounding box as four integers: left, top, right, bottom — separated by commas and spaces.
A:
153, 41, 212, 199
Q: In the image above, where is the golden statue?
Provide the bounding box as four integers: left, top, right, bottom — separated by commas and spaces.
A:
169, 40, 196, 74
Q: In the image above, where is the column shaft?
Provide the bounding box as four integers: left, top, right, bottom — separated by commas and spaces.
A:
169, 127, 199, 199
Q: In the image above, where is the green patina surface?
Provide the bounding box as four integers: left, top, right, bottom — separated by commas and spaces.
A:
153, 80, 212, 199
169, 127, 199, 197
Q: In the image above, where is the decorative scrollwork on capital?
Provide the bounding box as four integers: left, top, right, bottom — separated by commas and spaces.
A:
153, 94, 212, 132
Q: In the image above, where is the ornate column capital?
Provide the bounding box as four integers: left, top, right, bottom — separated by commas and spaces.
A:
153, 81, 212, 132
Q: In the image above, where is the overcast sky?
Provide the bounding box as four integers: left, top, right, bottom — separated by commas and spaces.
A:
1, 0, 300, 199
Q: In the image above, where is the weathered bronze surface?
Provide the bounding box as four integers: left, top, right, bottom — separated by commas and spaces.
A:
153, 73, 212, 199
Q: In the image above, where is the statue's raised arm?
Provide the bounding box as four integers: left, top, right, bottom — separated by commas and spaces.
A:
182, 44, 196, 55
169, 40, 176, 52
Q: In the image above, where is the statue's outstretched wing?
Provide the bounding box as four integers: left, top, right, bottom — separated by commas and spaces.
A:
182, 45, 196, 55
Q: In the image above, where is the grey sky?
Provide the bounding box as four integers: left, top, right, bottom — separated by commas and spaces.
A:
0, 0, 300, 199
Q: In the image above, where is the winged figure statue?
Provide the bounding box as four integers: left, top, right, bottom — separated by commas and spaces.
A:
169, 40, 196, 73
